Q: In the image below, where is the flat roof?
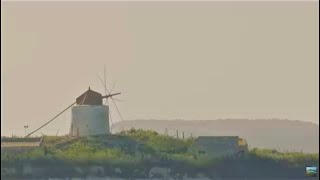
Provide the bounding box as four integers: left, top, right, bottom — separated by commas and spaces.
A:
1, 142, 41, 147
198, 136, 239, 138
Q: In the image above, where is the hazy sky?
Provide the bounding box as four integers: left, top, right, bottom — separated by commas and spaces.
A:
1, 1, 319, 136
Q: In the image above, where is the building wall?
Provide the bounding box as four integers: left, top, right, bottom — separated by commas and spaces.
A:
70, 105, 110, 137
188, 136, 240, 158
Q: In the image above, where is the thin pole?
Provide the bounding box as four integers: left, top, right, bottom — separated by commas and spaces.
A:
25, 102, 76, 138
176, 130, 179, 139
24, 126, 28, 137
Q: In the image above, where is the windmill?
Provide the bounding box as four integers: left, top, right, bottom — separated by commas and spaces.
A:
24, 66, 123, 138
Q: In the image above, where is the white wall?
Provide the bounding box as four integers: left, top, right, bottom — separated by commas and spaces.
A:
71, 105, 110, 137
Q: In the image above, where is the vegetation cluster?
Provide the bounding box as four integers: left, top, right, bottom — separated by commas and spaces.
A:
1, 129, 319, 178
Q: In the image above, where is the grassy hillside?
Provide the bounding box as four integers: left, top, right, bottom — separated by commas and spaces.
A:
113, 119, 319, 153
1, 129, 319, 179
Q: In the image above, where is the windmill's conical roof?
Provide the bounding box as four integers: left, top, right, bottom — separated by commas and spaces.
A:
76, 87, 103, 105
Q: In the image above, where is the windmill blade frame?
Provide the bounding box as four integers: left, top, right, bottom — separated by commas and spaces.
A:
96, 70, 124, 123
113, 98, 124, 102
110, 81, 116, 93
97, 72, 115, 128
103, 65, 108, 105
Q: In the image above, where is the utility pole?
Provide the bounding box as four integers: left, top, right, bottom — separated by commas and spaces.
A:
176, 130, 179, 139
182, 132, 185, 139
24, 125, 29, 136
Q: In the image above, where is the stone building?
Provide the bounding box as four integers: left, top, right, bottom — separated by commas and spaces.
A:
188, 136, 248, 158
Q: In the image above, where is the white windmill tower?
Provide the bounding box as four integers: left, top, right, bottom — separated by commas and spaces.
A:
70, 67, 123, 137
69, 87, 121, 137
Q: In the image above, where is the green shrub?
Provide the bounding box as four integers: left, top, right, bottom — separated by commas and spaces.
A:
1, 129, 318, 178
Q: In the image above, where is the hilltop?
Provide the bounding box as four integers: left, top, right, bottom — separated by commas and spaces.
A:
1, 129, 319, 179
113, 119, 319, 153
